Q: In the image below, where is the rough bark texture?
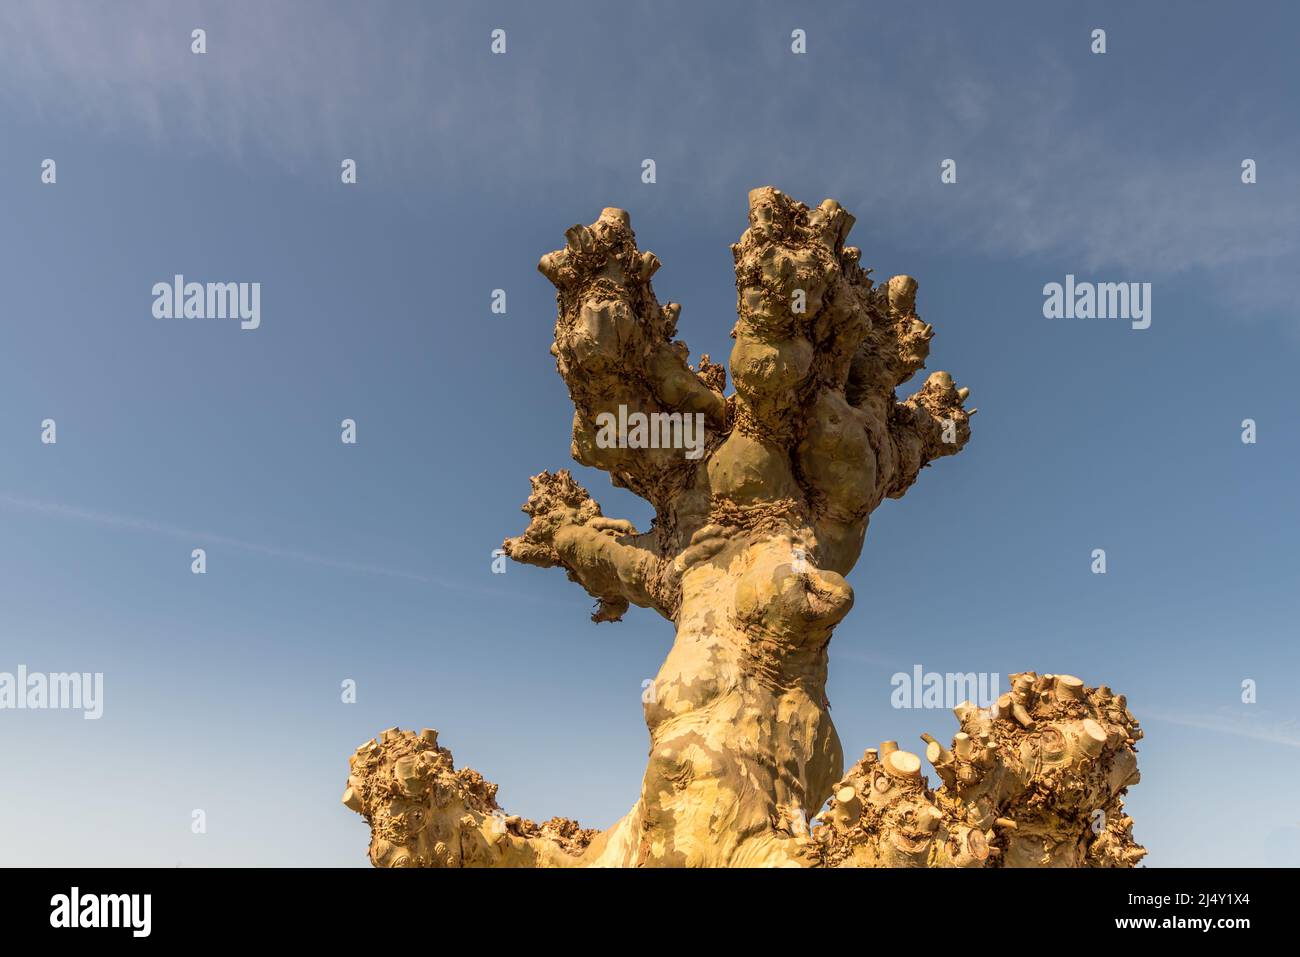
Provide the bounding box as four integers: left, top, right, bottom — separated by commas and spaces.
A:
343, 188, 1144, 868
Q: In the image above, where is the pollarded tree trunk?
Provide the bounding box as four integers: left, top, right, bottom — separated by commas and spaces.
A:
343, 189, 1145, 868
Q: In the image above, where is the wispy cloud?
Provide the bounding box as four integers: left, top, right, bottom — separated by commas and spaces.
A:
0, 490, 499, 594
1144, 706, 1300, 748
2, 1, 1297, 319
0, 0, 464, 176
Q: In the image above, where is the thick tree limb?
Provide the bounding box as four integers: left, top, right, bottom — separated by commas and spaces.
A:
538, 208, 725, 511
501, 469, 676, 621
814, 673, 1144, 867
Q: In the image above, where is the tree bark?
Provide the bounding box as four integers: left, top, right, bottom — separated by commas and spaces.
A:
343, 189, 1144, 868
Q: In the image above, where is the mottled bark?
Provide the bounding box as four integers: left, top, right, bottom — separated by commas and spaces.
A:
344, 189, 1143, 868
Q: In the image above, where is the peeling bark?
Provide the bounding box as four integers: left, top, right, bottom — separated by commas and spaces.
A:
344, 188, 1143, 868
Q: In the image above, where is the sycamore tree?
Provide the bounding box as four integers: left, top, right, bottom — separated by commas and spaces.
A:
343, 188, 1144, 868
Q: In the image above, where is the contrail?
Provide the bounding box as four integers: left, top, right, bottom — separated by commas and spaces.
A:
0, 490, 496, 594
1144, 707, 1300, 749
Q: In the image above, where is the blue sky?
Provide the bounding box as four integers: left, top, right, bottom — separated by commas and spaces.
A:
1, 0, 1297, 866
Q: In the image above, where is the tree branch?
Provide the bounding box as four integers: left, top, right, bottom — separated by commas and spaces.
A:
502, 469, 677, 621
813, 673, 1144, 867
884, 369, 974, 499
343, 728, 597, 867
538, 208, 726, 511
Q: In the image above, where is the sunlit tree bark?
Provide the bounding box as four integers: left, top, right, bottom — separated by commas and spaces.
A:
343, 189, 1144, 868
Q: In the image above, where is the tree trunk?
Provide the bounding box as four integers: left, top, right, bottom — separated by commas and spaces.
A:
586, 530, 849, 867
343, 189, 1145, 868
